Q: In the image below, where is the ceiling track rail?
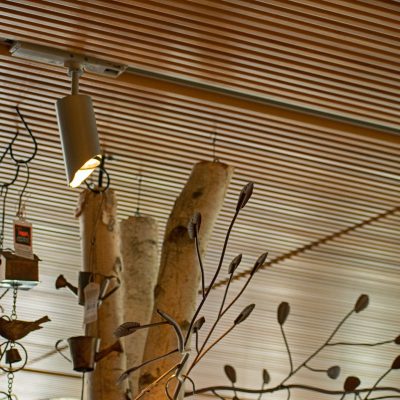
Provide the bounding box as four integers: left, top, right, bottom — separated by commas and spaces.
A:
126, 66, 400, 137
1, 39, 399, 138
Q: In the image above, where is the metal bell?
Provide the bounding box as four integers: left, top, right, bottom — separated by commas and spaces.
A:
5, 348, 22, 364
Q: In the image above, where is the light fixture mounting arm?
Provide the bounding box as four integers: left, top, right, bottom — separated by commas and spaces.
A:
66, 60, 83, 95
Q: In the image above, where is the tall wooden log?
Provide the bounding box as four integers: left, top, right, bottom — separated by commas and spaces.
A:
140, 161, 233, 399
120, 215, 159, 397
76, 189, 125, 400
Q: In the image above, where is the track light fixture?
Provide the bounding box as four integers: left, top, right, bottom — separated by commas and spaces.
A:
9, 41, 126, 188
55, 61, 101, 188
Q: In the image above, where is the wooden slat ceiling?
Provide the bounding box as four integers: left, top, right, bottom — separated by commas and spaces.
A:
0, 1, 399, 399
1, 0, 400, 131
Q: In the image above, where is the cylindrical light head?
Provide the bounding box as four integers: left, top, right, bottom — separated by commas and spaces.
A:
56, 94, 101, 187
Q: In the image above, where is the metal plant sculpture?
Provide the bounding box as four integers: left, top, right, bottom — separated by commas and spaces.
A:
115, 182, 400, 400
193, 294, 400, 399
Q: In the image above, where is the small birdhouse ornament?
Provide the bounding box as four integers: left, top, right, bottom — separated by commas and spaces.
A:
0, 205, 40, 290
0, 251, 39, 290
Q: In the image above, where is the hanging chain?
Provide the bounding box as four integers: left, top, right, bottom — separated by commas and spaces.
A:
6, 288, 18, 398
10, 287, 18, 321
0, 186, 9, 251
7, 371, 14, 398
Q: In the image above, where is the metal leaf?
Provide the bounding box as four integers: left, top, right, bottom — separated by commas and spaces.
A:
236, 182, 254, 211
391, 355, 400, 369
354, 294, 369, 313
228, 254, 242, 274
188, 212, 202, 239
327, 365, 341, 380
117, 370, 129, 384
343, 376, 361, 392
224, 364, 237, 384
114, 322, 141, 338
394, 335, 400, 345
250, 251, 268, 276
262, 368, 270, 384
234, 304, 255, 325
277, 302, 290, 326
192, 316, 206, 333
157, 309, 184, 353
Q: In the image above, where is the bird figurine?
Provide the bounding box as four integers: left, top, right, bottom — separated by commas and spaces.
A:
0, 315, 50, 341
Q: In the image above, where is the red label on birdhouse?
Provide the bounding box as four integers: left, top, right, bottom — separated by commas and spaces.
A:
14, 219, 33, 260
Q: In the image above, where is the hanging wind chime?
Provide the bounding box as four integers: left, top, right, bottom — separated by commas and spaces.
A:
0, 107, 49, 399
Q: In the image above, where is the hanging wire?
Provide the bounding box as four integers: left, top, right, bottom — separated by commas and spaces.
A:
88, 194, 105, 274
0, 289, 9, 301
0, 186, 9, 251
0, 106, 37, 400
0, 107, 37, 249
135, 173, 143, 216
81, 372, 85, 400
211, 130, 219, 162
16, 164, 29, 219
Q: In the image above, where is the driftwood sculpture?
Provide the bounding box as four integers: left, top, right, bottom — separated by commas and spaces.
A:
138, 160, 233, 399
120, 215, 159, 396
76, 189, 126, 400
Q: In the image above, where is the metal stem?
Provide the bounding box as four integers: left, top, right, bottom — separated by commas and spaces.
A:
187, 384, 400, 397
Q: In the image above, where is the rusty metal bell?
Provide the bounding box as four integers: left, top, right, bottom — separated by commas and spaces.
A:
6, 348, 22, 364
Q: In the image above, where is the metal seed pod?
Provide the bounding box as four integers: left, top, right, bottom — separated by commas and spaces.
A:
391, 355, 400, 370
224, 364, 237, 384
327, 365, 341, 379
354, 294, 369, 313
234, 304, 255, 325
236, 182, 254, 211
277, 302, 290, 326
343, 376, 361, 392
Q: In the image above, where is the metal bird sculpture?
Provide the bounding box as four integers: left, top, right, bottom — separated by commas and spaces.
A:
0, 315, 50, 341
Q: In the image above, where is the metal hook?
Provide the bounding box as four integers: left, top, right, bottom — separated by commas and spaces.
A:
85, 166, 111, 193
10, 107, 38, 164
85, 154, 112, 193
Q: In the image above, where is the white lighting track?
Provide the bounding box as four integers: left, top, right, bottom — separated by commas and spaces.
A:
10, 41, 127, 78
